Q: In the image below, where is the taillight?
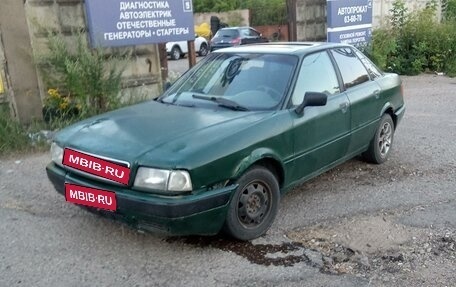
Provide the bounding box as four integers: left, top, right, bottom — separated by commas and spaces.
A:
231, 37, 241, 45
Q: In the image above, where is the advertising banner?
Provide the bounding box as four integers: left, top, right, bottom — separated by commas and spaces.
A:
85, 0, 195, 47
327, 0, 373, 46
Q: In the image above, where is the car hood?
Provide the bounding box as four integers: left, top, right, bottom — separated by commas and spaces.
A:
56, 101, 271, 166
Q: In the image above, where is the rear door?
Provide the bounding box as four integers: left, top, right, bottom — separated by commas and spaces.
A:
290, 50, 351, 182
329, 47, 382, 155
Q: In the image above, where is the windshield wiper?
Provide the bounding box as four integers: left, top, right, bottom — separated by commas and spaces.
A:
192, 94, 249, 111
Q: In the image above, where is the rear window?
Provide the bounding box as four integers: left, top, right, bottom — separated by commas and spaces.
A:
216, 29, 239, 38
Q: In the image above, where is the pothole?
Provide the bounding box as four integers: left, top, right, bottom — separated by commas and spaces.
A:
287, 212, 456, 276
166, 236, 309, 267
166, 207, 455, 279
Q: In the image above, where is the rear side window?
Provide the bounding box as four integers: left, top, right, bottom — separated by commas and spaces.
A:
291, 51, 340, 106
330, 48, 370, 89
354, 49, 382, 79
244, 28, 260, 37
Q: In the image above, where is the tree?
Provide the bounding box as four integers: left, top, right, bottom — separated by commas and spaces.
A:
193, 0, 241, 13
193, 0, 286, 26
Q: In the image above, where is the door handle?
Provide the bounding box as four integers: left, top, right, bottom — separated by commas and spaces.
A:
339, 102, 349, 113
373, 90, 380, 99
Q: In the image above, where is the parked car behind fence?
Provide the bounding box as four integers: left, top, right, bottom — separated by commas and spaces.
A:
210, 27, 269, 52
166, 35, 209, 60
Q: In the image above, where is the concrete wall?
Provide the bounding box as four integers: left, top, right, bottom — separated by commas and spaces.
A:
24, 0, 162, 104
0, 0, 163, 124
0, 32, 7, 104
0, 0, 43, 123
295, 0, 327, 41
373, 0, 442, 27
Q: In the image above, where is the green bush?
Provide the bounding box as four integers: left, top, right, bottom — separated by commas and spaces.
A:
37, 32, 128, 125
193, 0, 287, 26
245, 0, 287, 26
443, 0, 456, 22
367, 0, 456, 76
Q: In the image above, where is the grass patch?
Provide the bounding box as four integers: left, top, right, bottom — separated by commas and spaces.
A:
0, 105, 50, 157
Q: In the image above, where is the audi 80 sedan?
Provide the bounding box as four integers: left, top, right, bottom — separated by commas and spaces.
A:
46, 42, 405, 240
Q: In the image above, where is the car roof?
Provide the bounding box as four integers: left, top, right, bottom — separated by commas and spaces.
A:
212, 42, 351, 55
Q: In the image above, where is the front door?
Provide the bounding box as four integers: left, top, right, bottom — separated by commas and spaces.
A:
289, 51, 351, 182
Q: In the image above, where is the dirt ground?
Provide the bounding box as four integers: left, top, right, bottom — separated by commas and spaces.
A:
1, 74, 455, 287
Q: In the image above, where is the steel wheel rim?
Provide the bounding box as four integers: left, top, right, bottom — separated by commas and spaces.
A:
236, 180, 272, 228
378, 121, 392, 157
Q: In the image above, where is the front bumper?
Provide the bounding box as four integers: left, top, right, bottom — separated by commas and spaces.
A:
46, 162, 236, 236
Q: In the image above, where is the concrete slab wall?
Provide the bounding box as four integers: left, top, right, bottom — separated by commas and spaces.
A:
0, 0, 162, 123
295, 0, 327, 41
24, 0, 162, 104
373, 0, 442, 27
0, 0, 43, 123
0, 32, 7, 104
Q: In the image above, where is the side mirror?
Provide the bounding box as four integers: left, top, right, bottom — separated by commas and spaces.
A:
295, 92, 327, 115
164, 82, 172, 91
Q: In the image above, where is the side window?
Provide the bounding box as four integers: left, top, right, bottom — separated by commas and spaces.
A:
354, 49, 382, 79
249, 28, 260, 37
330, 48, 370, 89
291, 51, 340, 106
240, 28, 249, 37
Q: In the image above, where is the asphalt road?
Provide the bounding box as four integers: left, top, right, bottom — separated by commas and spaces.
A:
1, 75, 455, 286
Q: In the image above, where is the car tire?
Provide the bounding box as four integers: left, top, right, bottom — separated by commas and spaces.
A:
363, 113, 395, 164
198, 43, 208, 57
170, 46, 181, 60
223, 166, 280, 241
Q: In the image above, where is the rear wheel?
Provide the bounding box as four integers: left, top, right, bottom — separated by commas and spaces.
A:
223, 166, 280, 240
198, 43, 208, 56
363, 113, 395, 164
170, 46, 181, 60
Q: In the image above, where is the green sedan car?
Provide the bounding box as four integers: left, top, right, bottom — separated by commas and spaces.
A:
46, 42, 405, 240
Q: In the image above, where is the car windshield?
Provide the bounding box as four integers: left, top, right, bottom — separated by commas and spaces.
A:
160, 53, 298, 111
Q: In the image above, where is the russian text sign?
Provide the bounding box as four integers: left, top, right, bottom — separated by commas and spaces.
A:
327, 0, 373, 46
85, 0, 195, 47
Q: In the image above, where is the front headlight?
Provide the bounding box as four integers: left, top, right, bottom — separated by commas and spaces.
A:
134, 167, 192, 192
50, 142, 63, 166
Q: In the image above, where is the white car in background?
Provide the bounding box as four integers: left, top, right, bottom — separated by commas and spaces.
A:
166, 36, 209, 60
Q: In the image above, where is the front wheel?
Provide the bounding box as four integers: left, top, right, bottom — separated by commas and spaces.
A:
363, 113, 395, 164
223, 166, 280, 240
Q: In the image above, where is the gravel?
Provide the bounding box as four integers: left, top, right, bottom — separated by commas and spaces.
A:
1, 74, 455, 286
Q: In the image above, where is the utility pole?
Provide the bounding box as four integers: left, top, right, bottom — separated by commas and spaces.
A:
287, 0, 297, 41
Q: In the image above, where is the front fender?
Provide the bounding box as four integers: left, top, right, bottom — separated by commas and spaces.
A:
233, 147, 284, 179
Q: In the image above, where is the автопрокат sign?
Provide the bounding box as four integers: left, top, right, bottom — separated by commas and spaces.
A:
85, 0, 195, 47
327, 0, 373, 46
